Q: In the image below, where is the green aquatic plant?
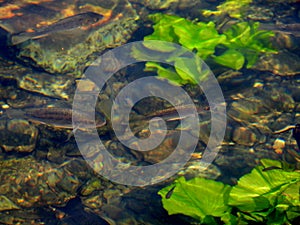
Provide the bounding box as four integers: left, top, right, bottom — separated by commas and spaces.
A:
133, 13, 276, 85
202, 0, 253, 19
214, 21, 277, 69
159, 176, 233, 224
158, 159, 300, 225
131, 40, 213, 86
144, 14, 226, 60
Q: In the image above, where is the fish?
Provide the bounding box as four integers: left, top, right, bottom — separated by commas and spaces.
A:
145, 104, 210, 122
10, 12, 104, 45
6, 106, 106, 130
165, 186, 176, 199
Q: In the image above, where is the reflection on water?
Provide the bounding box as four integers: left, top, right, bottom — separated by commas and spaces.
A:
0, 0, 300, 224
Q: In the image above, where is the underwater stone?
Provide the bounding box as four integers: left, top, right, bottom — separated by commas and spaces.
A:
0, 119, 38, 153
0, 157, 81, 209
15, 0, 139, 76
232, 126, 257, 146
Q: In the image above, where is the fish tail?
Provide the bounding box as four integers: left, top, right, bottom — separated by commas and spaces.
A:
5, 108, 25, 119
10, 32, 32, 45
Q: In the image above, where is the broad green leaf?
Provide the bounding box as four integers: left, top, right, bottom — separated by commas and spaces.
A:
131, 43, 185, 63
221, 211, 239, 225
286, 209, 300, 222
244, 51, 259, 68
158, 176, 232, 223
174, 56, 210, 84
139, 13, 277, 84
213, 49, 245, 70
158, 159, 299, 224
223, 22, 277, 53
173, 21, 225, 59
260, 159, 283, 169
146, 14, 184, 43
145, 62, 186, 86
142, 41, 179, 53
221, 21, 277, 68
281, 182, 300, 207
229, 166, 300, 212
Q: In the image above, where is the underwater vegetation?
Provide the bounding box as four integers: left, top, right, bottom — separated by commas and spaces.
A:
158, 159, 300, 225
202, 0, 253, 19
134, 13, 276, 86
133, 0, 277, 86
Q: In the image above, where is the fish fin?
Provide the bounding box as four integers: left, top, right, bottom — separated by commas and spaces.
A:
10, 32, 32, 45
166, 185, 176, 199
30, 33, 49, 40
5, 108, 25, 119
65, 128, 77, 142
10, 31, 49, 45
0, 22, 14, 34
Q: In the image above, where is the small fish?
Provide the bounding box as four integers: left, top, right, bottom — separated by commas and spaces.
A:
165, 186, 176, 199
146, 104, 210, 122
10, 12, 104, 45
6, 107, 106, 130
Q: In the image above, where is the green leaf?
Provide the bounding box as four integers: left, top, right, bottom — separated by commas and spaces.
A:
213, 49, 245, 70
137, 13, 277, 85
229, 166, 300, 212
223, 22, 277, 53
158, 176, 232, 223
220, 21, 277, 68
158, 159, 299, 224
173, 21, 226, 59
145, 62, 186, 86
244, 51, 259, 68
146, 14, 182, 43
174, 56, 210, 84
221, 211, 239, 225
286, 209, 300, 222
260, 159, 283, 169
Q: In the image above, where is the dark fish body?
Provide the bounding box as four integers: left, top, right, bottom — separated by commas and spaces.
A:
6, 107, 106, 129
10, 12, 104, 45
146, 104, 209, 122
165, 186, 176, 199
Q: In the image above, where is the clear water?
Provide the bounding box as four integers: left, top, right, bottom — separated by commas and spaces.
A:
0, 0, 299, 224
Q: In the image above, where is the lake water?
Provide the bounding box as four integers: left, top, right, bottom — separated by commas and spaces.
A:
0, 0, 299, 224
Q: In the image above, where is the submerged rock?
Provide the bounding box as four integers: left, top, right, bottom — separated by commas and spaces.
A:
0, 157, 81, 210
253, 51, 300, 76
0, 118, 38, 153
1, 0, 139, 75
0, 57, 74, 100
